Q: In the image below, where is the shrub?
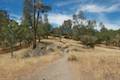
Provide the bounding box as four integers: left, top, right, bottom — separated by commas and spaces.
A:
80, 35, 97, 48
68, 54, 77, 61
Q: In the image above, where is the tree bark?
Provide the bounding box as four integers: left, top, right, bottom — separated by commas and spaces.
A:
10, 44, 14, 58
32, 0, 37, 49
38, 36, 41, 43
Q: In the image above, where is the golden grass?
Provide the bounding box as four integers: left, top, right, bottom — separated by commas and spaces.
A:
43, 38, 120, 80
68, 54, 78, 61
0, 48, 61, 80
0, 38, 120, 80
69, 48, 120, 80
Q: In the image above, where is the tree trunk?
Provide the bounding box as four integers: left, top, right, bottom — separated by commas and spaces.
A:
32, 0, 37, 49
10, 45, 14, 58
19, 40, 22, 47
38, 36, 41, 43
32, 31, 36, 49
59, 35, 62, 42
33, 9, 41, 49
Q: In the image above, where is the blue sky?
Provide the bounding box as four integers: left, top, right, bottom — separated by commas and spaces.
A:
0, 0, 120, 29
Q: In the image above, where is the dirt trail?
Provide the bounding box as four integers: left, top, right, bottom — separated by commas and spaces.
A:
18, 54, 76, 80
9, 39, 120, 80
16, 39, 78, 80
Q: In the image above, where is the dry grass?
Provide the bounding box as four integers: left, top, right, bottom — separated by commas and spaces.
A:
68, 54, 78, 61
58, 38, 120, 80
47, 37, 120, 80
0, 47, 61, 80
0, 38, 120, 80
44, 38, 120, 80
69, 48, 120, 80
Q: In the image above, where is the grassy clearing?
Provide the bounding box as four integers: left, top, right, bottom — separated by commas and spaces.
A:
69, 47, 120, 80
0, 47, 61, 80
0, 38, 120, 80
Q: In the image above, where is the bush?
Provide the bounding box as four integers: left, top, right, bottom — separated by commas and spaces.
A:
80, 35, 97, 48
22, 53, 31, 58
68, 54, 77, 61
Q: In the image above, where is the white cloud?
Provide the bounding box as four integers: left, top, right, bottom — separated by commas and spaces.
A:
10, 13, 22, 24
95, 22, 119, 30
80, 4, 120, 13
55, 0, 81, 7
104, 23, 120, 30
48, 13, 120, 30
95, 13, 120, 30
10, 13, 72, 26
48, 13, 72, 26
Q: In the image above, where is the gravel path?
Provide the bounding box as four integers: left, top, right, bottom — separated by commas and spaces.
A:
18, 55, 75, 80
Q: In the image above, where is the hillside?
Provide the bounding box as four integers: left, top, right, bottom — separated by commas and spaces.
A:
0, 38, 120, 80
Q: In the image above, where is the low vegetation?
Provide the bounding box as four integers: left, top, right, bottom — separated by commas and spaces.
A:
60, 38, 120, 80
68, 54, 78, 61
0, 44, 61, 80
1, 1, 120, 57
0, 0, 120, 80
68, 46, 120, 80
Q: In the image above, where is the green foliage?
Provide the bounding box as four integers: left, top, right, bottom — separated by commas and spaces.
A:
0, 20, 18, 57
0, 10, 9, 27
43, 23, 52, 37
37, 23, 52, 40
61, 20, 72, 38
80, 35, 97, 48
96, 27, 117, 45
20, 22, 33, 44
72, 25, 80, 40
51, 27, 61, 37
1, 4, 120, 59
